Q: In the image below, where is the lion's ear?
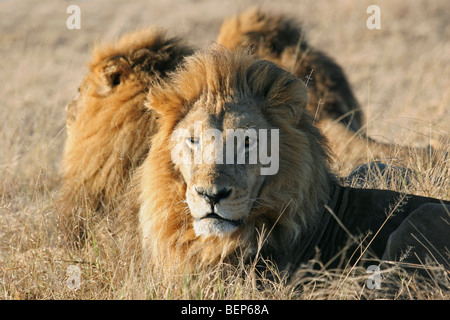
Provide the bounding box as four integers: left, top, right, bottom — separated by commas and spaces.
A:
267, 77, 308, 125
94, 56, 131, 95
247, 60, 308, 125
145, 83, 187, 120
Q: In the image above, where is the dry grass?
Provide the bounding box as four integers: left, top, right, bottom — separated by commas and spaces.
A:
0, 0, 449, 300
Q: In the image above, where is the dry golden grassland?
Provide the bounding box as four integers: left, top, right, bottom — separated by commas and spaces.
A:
0, 0, 449, 299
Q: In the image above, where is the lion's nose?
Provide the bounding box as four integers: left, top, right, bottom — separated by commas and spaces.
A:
195, 186, 232, 205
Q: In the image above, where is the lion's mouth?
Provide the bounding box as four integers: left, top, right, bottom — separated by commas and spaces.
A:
198, 213, 243, 227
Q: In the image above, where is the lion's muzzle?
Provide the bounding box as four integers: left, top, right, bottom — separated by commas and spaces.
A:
187, 182, 251, 237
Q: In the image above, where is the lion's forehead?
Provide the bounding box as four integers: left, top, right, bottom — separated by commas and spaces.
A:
180, 101, 268, 133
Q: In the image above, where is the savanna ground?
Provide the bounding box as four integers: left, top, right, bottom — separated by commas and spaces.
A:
0, 0, 449, 300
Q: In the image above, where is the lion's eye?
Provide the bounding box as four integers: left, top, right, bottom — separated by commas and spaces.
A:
186, 137, 200, 148
244, 137, 257, 151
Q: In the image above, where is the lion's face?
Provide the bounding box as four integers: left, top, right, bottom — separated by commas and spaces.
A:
172, 96, 276, 237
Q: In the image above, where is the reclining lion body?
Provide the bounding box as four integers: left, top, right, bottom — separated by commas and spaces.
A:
135, 47, 449, 276
296, 184, 449, 271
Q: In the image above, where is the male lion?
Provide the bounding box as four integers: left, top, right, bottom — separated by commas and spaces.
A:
135, 47, 449, 276
59, 28, 193, 244
217, 8, 436, 168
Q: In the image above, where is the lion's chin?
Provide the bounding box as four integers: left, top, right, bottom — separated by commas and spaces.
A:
193, 214, 242, 237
